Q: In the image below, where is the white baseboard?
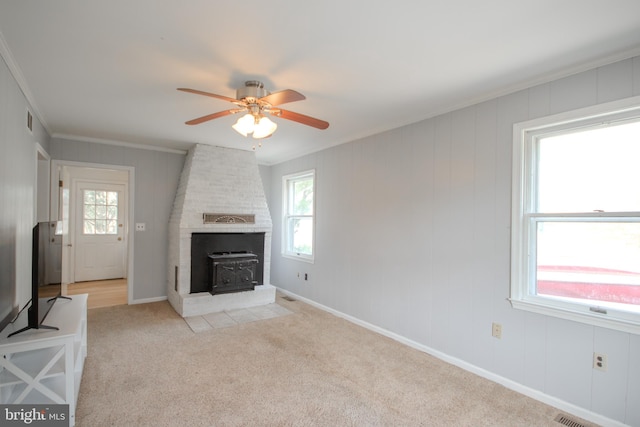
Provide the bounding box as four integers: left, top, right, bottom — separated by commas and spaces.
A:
131, 296, 167, 305
275, 287, 627, 427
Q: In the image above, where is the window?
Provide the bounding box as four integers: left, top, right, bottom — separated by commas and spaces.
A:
283, 170, 315, 262
511, 96, 640, 334
83, 189, 119, 235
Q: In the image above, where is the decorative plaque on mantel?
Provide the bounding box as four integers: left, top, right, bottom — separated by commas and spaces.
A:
203, 213, 256, 224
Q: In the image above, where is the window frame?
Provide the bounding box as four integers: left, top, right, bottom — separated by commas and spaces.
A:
511, 95, 640, 335
282, 169, 316, 263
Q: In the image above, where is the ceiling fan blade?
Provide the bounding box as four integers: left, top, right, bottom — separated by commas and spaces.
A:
274, 109, 329, 130
185, 109, 242, 125
260, 89, 306, 106
177, 88, 242, 105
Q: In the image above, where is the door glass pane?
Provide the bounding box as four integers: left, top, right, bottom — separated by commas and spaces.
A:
107, 206, 117, 219
84, 190, 95, 204
83, 189, 118, 235
96, 205, 107, 219
84, 204, 96, 219
107, 191, 118, 205
536, 221, 640, 306
95, 191, 107, 205
95, 219, 107, 234
537, 120, 640, 213
83, 220, 95, 234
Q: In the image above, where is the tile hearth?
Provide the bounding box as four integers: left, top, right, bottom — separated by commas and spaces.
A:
184, 303, 292, 333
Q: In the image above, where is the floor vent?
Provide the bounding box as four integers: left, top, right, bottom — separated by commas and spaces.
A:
281, 295, 296, 302
554, 413, 586, 427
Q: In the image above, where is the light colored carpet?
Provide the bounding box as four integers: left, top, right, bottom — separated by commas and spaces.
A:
76, 293, 594, 426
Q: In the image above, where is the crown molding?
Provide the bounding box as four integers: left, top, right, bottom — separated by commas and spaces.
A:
423, 45, 640, 123
52, 133, 189, 155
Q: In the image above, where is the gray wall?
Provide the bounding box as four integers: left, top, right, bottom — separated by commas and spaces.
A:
0, 54, 50, 309
267, 56, 640, 425
49, 138, 185, 301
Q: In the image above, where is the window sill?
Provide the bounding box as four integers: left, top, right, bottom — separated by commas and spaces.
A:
509, 297, 640, 335
282, 253, 315, 264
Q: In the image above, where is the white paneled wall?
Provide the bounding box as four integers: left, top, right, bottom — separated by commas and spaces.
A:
0, 55, 50, 310
268, 56, 640, 425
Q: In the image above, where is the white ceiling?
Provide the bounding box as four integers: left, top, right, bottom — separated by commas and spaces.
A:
1, 1, 640, 165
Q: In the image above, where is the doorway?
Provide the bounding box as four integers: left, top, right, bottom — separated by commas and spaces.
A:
51, 161, 133, 306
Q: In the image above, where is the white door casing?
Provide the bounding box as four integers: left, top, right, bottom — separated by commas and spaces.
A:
60, 166, 72, 294
74, 181, 127, 282
51, 160, 133, 304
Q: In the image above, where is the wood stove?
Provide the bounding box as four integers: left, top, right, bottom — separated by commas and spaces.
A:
208, 252, 259, 295
190, 232, 265, 294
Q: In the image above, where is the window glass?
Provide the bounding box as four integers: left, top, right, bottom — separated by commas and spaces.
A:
537, 121, 640, 213
292, 179, 314, 215
536, 221, 640, 305
288, 217, 314, 255
283, 171, 315, 261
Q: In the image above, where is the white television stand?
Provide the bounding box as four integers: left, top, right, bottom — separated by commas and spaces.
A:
0, 294, 88, 427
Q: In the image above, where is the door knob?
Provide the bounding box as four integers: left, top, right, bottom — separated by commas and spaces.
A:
118, 237, 122, 241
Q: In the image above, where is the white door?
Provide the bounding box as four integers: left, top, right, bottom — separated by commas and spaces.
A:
74, 182, 127, 282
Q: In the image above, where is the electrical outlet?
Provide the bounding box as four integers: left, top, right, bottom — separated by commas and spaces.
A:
492, 322, 502, 339
135, 223, 146, 231
593, 352, 607, 371
304, 273, 308, 281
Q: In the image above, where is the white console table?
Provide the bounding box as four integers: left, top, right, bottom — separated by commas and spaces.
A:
0, 294, 87, 427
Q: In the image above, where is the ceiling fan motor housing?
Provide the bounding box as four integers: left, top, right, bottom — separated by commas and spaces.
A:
236, 80, 269, 102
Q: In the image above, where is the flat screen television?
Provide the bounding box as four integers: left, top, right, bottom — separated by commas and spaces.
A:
8, 221, 65, 338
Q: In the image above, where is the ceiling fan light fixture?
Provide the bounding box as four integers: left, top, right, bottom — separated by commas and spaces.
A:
231, 113, 255, 137
252, 116, 277, 139
232, 113, 277, 139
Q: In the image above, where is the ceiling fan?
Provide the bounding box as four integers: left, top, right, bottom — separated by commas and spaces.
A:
178, 81, 329, 141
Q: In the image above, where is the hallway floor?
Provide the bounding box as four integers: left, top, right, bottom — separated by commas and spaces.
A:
67, 278, 127, 309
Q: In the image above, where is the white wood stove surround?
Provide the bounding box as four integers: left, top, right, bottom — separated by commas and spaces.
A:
167, 144, 275, 317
